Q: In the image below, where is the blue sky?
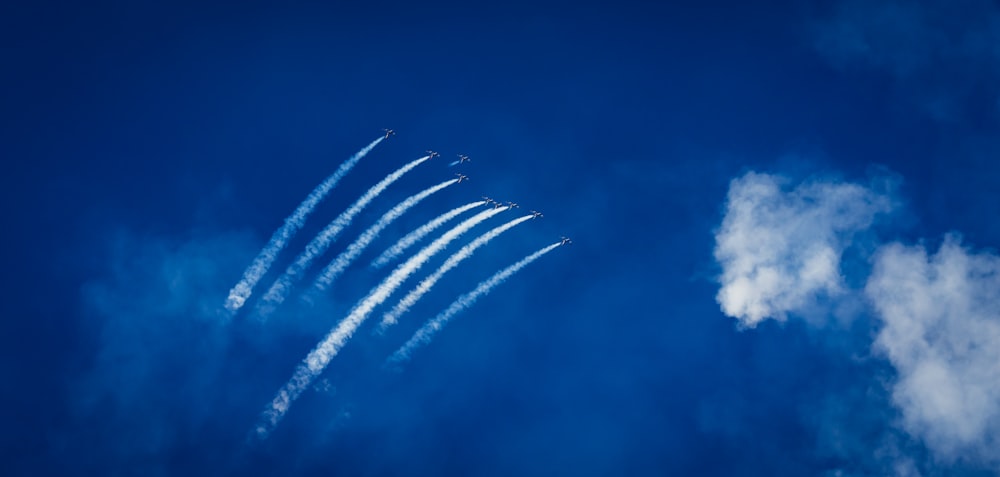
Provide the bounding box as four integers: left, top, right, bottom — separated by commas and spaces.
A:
4, 0, 1000, 475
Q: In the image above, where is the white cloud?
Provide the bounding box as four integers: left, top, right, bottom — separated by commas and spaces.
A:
712, 170, 1000, 470
714, 172, 891, 327
866, 236, 1000, 461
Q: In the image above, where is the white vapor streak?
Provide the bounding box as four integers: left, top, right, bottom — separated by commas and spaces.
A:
224, 137, 383, 312
371, 201, 486, 269
256, 206, 508, 437
380, 215, 534, 330
448, 160, 460, 167
311, 178, 458, 293
387, 242, 561, 364
255, 156, 430, 316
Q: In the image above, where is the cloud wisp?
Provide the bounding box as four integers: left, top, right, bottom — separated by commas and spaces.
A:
309, 178, 459, 295
254, 155, 430, 318
224, 136, 383, 312
386, 242, 562, 366
378, 214, 534, 331
713, 172, 892, 328
256, 206, 509, 438
370, 201, 487, 269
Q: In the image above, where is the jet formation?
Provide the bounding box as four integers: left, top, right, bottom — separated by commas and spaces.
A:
383, 128, 569, 244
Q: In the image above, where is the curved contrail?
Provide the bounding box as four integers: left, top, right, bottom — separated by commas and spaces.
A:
371, 201, 487, 269
254, 155, 430, 318
379, 214, 534, 331
225, 137, 383, 312
255, 206, 509, 438
310, 178, 459, 294
386, 242, 562, 365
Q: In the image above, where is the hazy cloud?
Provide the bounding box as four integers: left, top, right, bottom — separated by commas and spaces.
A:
812, 0, 1000, 122
71, 230, 263, 474
867, 236, 1000, 462
714, 172, 892, 327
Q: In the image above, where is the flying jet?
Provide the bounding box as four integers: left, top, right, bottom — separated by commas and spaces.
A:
560, 236, 572, 245
530, 210, 543, 219
382, 129, 395, 139
493, 201, 504, 210
426, 150, 440, 159
456, 174, 469, 183
506, 201, 519, 209
456, 154, 471, 164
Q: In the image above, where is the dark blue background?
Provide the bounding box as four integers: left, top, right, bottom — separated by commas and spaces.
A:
3, 0, 998, 475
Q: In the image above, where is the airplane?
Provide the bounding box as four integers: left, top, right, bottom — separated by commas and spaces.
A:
560, 236, 572, 245
480, 195, 493, 203
530, 210, 543, 219
382, 129, 395, 139
456, 174, 469, 183
506, 201, 519, 209
456, 154, 470, 164
493, 201, 504, 209
426, 150, 440, 159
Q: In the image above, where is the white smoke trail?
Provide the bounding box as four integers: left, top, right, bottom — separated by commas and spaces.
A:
371, 201, 487, 269
254, 155, 430, 317
225, 137, 383, 312
387, 242, 562, 365
379, 214, 534, 330
256, 206, 509, 438
310, 178, 458, 294
448, 160, 460, 167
